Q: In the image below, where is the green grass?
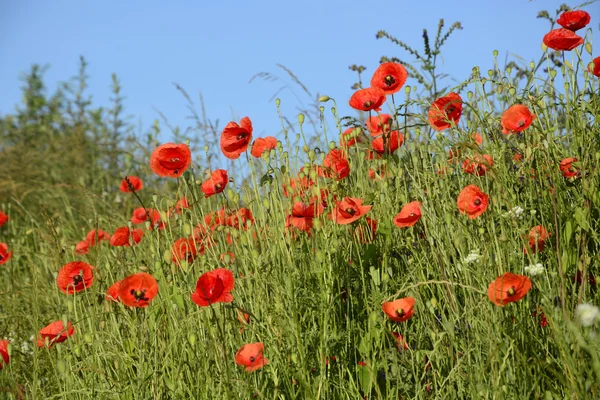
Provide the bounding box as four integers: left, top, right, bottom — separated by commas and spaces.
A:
1, 9, 600, 399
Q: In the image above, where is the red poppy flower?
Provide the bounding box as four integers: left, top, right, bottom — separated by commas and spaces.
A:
201, 169, 229, 198
130, 208, 161, 225
322, 149, 350, 180
74, 241, 89, 255
559, 157, 579, 178
282, 175, 314, 198
0, 243, 12, 265
366, 114, 393, 136
251, 136, 278, 158
590, 57, 600, 77
472, 132, 483, 146
37, 320, 75, 348
462, 154, 494, 176
286, 201, 324, 233
372, 130, 404, 154
226, 208, 255, 230
543, 28, 584, 51
487, 272, 531, 306
119, 176, 143, 192
85, 229, 110, 245
237, 310, 250, 334
171, 237, 202, 265
109, 227, 144, 246
370, 62, 408, 95
106, 280, 121, 302
191, 268, 235, 307
331, 197, 372, 225
235, 342, 269, 372
354, 217, 377, 243
0, 340, 9, 369
393, 201, 422, 228
382, 297, 416, 322
349, 87, 386, 112
220, 117, 253, 159
392, 332, 409, 350
428, 92, 462, 131
167, 197, 190, 218
118, 272, 159, 307
0, 211, 8, 227
340, 127, 363, 147
501, 105, 536, 134
457, 185, 489, 219
220, 251, 235, 264
556, 10, 591, 31
365, 149, 383, 161
357, 361, 367, 367
526, 225, 550, 253
56, 261, 94, 294
150, 143, 192, 178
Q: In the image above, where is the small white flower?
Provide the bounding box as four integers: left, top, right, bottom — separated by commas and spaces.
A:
463, 249, 482, 264
503, 206, 524, 219
524, 263, 545, 276
576, 303, 600, 327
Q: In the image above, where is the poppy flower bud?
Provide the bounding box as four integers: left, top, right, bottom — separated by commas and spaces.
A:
318, 95, 331, 102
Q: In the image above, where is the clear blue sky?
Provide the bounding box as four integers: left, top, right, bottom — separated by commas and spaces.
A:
1, 0, 597, 160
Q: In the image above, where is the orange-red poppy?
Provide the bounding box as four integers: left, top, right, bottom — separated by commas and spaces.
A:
171, 237, 202, 265
322, 149, 350, 180
0, 243, 12, 265
393, 201, 422, 228
501, 105, 536, 134
167, 197, 191, 217
331, 197, 372, 225
370, 62, 408, 95
590, 56, 600, 77
286, 201, 324, 233
74, 241, 89, 255
543, 28, 584, 51
457, 185, 489, 219
349, 87, 386, 112
340, 127, 363, 147
559, 157, 579, 178
354, 217, 377, 243
220, 251, 235, 264
368, 165, 386, 180
526, 225, 550, 253
119, 176, 143, 192
235, 342, 268, 372
251, 136, 278, 158
0, 211, 8, 227
366, 114, 393, 136
487, 272, 531, 306
392, 332, 409, 350
556, 10, 590, 31
226, 208, 255, 230
472, 132, 483, 146
150, 143, 192, 178
0, 340, 9, 369
56, 261, 94, 294
237, 310, 250, 334
372, 130, 404, 155
109, 227, 144, 247
462, 154, 494, 176
37, 320, 75, 348
130, 208, 161, 225
382, 297, 416, 322
220, 117, 253, 159
118, 272, 159, 307
201, 169, 229, 198
191, 268, 234, 307
282, 175, 314, 198
428, 92, 462, 131
106, 280, 121, 302
85, 229, 110, 245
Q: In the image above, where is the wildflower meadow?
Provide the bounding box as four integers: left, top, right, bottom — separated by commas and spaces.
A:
1, 3, 600, 399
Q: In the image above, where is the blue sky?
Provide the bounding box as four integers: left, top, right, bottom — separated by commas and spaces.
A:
1, 0, 597, 162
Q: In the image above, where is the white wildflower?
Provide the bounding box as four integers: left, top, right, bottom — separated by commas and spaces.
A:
463, 249, 482, 264
503, 206, 524, 219
576, 303, 600, 327
524, 263, 545, 276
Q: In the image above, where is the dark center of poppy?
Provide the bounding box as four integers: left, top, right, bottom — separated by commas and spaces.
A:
363, 100, 373, 109
447, 106, 456, 113
384, 75, 396, 86
130, 289, 149, 302
0, 254, 3, 261
215, 183, 222, 190
346, 208, 356, 215
72, 274, 83, 285
474, 199, 481, 206
396, 308, 404, 317
409, 213, 415, 217
237, 133, 247, 140
507, 286, 516, 296
249, 356, 256, 363
518, 120, 525, 127
170, 157, 180, 163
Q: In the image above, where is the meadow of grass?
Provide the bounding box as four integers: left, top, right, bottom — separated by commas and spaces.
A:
1, 4, 600, 399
